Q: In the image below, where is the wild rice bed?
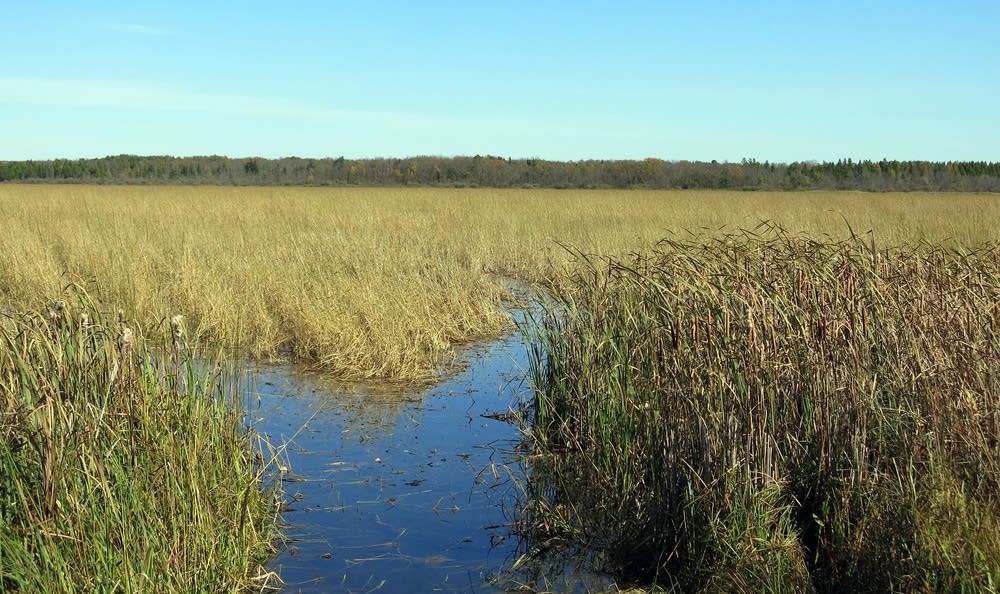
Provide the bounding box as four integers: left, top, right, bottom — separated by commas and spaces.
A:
2, 185, 997, 382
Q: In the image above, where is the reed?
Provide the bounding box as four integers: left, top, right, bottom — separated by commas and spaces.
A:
2, 185, 997, 383
2, 184, 998, 589
523, 227, 1000, 591
0, 290, 279, 592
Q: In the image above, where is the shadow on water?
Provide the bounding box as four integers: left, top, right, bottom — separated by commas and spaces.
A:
246, 309, 615, 593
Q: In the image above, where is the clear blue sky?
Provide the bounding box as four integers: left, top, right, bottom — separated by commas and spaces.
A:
2, 1, 997, 162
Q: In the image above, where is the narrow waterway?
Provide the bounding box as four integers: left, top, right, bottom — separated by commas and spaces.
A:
247, 310, 613, 593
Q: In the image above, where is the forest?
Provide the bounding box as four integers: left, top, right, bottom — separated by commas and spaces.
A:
2, 154, 999, 191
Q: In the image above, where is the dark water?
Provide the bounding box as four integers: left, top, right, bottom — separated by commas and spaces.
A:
247, 312, 614, 593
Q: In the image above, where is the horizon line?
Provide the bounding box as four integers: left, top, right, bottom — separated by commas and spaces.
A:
2, 154, 998, 166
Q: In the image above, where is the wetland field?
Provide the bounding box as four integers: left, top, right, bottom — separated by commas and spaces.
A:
1, 185, 999, 592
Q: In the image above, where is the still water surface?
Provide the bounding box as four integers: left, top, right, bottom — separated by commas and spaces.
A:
247, 312, 612, 593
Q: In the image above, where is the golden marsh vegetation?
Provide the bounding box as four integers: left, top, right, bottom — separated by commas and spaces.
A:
2, 185, 997, 383
1, 184, 998, 590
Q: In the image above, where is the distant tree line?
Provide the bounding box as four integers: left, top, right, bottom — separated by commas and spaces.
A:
2, 154, 999, 192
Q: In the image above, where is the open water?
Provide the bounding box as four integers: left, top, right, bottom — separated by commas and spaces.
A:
248, 310, 614, 593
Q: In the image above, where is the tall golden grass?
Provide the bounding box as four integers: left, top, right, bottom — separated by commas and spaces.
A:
1, 184, 997, 382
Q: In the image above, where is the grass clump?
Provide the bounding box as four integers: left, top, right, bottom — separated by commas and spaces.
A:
523, 227, 1000, 592
0, 291, 279, 592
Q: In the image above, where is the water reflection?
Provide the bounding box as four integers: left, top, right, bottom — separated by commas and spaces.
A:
246, 308, 615, 593
248, 320, 521, 592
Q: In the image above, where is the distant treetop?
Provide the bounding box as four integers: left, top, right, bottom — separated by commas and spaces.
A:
1, 154, 998, 192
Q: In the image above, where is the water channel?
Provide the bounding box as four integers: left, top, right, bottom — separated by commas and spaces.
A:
247, 310, 614, 593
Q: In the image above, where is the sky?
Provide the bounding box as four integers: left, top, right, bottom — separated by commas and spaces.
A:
1, 1, 997, 163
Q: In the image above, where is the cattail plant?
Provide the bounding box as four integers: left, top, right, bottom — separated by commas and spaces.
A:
0, 291, 280, 592
522, 228, 1000, 592
48, 299, 66, 326
118, 325, 134, 359
170, 314, 185, 358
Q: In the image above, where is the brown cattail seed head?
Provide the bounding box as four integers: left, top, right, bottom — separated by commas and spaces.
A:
119, 326, 134, 357
170, 315, 184, 336
170, 315, 184, 352
48, 300, 67, 326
